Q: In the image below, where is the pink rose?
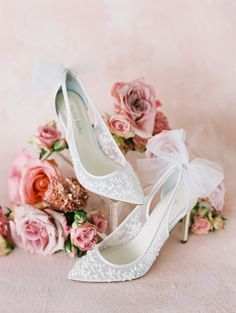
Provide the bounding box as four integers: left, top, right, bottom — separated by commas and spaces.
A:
112, 79, 159, 138
36, 121, 61, 148
70, 223, 97, 252
0, 234, 13, 256
191, 217, 212, 235
9, 151, 61, 205
8, 150, 33, 204
208, 183, 225, 211
153, 111, 170, 135
89, 211, 107, 233
0, 207, 9, 237
107, 114, 133, 138
9, 205, 69, 255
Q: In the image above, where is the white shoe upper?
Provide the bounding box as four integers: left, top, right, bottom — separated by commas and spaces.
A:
68, 166, 183, 282
68, 129, 224, 282
54, 69, 144, 204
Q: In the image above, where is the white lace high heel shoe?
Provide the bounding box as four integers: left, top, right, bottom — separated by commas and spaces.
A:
68, 129, 224, 282
54, 69, 144, 204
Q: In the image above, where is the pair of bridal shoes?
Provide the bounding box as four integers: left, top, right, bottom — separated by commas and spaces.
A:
68, 129, 223, 282
34, 61, 223, 282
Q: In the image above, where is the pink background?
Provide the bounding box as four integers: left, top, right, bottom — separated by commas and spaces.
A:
0, 1, 236, 312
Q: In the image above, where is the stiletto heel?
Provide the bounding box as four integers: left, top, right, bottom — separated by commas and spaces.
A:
68, 129, 224, 282
181, 210, 191, 243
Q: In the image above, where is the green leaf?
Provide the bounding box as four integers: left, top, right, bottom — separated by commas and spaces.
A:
65, 238, 72, 251
74, 210, 87, 225
65, 212, 75, 226
39, 148, 47, 159
113, 135, 124, 144
52, 139, 68, 152
77, 250, 85, 258
193, 202, 200, 211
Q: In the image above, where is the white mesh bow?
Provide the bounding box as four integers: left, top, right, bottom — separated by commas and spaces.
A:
32, 57, 100, 92
32, 58, 67, 100
137, 129, 224, 200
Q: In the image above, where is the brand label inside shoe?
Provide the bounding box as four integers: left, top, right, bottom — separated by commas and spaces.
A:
71, 105, 83, 135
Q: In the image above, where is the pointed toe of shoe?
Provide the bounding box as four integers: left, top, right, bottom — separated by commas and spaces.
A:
68, 250, 110, 283
74, 162, 144, 204
112, 163, 144, 204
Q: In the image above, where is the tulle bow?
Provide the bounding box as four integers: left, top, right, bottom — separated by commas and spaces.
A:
137, 129, 224, 200
32, 58, 67, 97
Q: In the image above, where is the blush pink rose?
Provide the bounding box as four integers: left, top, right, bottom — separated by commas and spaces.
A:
70, 223, 97, 252
20, 159, 61, 204
0, 207, 9, 237
37, 125, 61, 148
208, 183, 225, 211
89, 211, 107, 233
9, 205, 69, 255
108, 114, 133, 138
112, 79, 159, 138
191, 217, 212, 235
8, 150, 33, 204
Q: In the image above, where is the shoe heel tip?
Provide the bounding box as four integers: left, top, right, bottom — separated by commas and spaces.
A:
181, 239, 188, 244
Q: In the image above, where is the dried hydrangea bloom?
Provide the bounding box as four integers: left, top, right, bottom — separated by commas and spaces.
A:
153, 111, 170, 135
44, 177, 88, 212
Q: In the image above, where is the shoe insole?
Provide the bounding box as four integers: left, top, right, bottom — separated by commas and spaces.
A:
56, 91, 120, 176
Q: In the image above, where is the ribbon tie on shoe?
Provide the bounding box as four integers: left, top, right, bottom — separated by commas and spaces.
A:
137, 129, 224, 200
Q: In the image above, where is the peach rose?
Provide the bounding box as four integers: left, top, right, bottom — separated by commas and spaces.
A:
70, 223, 97, 252
89, 211, 107, 233
8, 150, 33, 204
9, 205, 69, 255
112, 79, 159, 138
12, 154, 61, 204
191, 217, 212, 235
108, 114, 133, 138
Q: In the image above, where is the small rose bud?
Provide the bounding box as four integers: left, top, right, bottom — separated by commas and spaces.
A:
53, 139, 68, 152
88, 210, 108, 233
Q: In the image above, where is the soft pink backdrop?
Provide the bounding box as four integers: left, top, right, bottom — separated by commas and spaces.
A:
0, 1, 236, 313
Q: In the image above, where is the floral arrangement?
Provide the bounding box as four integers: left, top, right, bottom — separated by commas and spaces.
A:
104, 78, 226, 234
190, 184, 226, 234
0, 78, 226, 257
0, 122, 107, 257
104, 78, 170, 153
